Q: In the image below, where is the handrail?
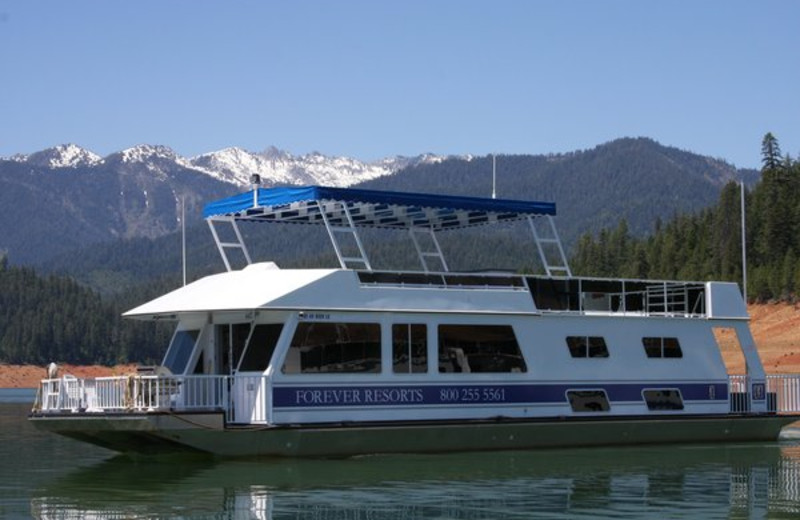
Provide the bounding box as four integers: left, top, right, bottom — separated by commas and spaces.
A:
767, 374, 800, 413
35, 374, 231, 414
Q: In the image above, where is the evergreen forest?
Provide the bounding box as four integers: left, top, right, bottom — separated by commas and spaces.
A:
572, 133, 800, 301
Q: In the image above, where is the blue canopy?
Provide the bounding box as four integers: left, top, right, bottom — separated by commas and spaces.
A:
203, 185, 556, 231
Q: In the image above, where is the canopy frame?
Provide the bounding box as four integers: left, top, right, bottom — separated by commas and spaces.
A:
203, 185, 569, 274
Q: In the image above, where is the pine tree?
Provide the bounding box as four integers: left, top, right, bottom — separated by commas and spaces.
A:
762, 132, 782, 172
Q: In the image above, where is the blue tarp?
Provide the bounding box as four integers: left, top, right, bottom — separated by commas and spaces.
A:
203, 185, 556, 230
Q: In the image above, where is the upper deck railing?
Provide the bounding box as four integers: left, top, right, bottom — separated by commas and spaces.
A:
357, 269, 708, 317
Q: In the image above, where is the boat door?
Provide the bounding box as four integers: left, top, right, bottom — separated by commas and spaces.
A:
222, 323, 283, 424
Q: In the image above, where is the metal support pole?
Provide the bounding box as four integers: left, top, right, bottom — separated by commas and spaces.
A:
741, 181, 747, 303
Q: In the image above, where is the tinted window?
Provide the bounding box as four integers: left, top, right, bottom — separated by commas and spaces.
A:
643, 389, 684, 410
438, 325, 526, 373
642, 337, 683, 358
663, 338, 682, 358
393, 324, 427, 373
163, 329, 199, 374
567, 390, 610, 412
238, 324, 284, 372
283, 322, 381, 374
566, 336, 609, 358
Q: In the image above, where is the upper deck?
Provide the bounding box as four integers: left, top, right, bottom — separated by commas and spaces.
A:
125, 184, 748, 320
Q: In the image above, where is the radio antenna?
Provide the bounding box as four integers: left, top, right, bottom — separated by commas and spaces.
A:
492, 154, 497, 199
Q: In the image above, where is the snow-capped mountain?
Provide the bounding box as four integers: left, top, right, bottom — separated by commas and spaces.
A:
189, 146, 448, 187
11, 144, 102, 169
0, 143, 453, 263
4, 143, 448, 187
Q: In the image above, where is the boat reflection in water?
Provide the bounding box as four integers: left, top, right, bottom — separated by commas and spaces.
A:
31, 440, 800, 519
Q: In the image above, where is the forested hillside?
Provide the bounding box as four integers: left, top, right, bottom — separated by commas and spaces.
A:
0, 257, 170, 364
362, 137, 756, 243
572, 133, 799, 302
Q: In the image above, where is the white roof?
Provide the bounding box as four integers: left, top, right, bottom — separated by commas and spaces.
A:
123, 262, 537, 319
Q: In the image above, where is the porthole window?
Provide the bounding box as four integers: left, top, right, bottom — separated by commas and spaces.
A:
566, 336, 609, 358
643, 389, 684, 411
566, 390, 610, 412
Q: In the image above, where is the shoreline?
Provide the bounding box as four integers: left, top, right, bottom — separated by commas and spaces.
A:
4, 303, 800, 388
0, 364, 137, 389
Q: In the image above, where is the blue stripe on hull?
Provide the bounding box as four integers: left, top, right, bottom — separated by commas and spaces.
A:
273, 383, 729, 408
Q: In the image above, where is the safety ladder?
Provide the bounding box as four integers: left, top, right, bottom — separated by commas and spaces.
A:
409, 227, 449, 273
527, 215, 572, 277
318, 200, 373, 271
207, 217, 252, 271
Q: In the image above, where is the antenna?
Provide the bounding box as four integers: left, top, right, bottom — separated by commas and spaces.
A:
251, 174, 261, 208
181, 195, 187, 287
492, 154, 496, 199
741, 180, 747, 302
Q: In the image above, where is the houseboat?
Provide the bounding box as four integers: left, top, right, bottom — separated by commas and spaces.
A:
30, 184, 800, 457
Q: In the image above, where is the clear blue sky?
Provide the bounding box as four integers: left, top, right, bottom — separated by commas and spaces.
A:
1, 1, 798, 168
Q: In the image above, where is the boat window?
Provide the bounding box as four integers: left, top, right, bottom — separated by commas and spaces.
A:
566, 336, 609, 358
192, 351, 204, 374
437, 325, 526, 373
163, 329, 200, 374
643, 389, 684, 411
642, 337, 683, 358
238, 324, 284, 372
219, 324, 251, 375
282, 322, 381, 374
392, 324, 427, 373
567, 390, 610, 412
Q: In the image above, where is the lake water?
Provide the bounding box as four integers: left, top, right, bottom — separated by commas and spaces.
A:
4, 389, 800, 519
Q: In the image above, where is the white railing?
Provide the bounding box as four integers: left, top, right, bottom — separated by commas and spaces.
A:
729, 374, 800, 414
35, 374, 231, 414
729, 374, 750, 413
767, 374, 800, 414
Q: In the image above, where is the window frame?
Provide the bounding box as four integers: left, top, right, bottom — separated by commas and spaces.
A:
566, 389, 611, 412
392, 323, 428, 374
642, 388, 685, 411
642, 337, 683, 359
162, 328, 200, 375
565, 336, 609, 358
437, 324, 527, 374
237, 323, 285, 372
282, 321, 382, 374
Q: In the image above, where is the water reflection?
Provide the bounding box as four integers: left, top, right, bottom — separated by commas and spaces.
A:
30, 443, 800, 519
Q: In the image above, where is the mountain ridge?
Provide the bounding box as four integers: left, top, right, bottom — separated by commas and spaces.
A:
5, 144, 450, 188
1, 137, 757, 269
